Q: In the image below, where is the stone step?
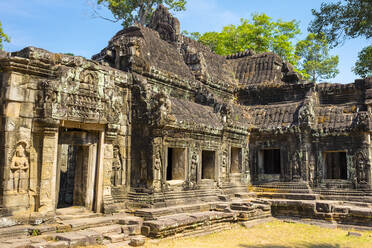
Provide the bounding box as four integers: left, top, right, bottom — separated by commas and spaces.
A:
256, 192, 320, 200
55, 231, 100, 247
28, 240, 69, 248
134, 202, 214, 220
59, 216, 115, 230
0, 224, 31, 238
319, 195, 372, 203
87, 224, 123, 235
141, 211, 237, 238
252, 188, 312, 194
55, 206, 89, 216
56, 212, 102, 221
234, 192, 257, 199
104, 233, 129, 243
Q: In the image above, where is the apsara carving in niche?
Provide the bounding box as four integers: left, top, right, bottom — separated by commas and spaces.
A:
10, 141, 29, 193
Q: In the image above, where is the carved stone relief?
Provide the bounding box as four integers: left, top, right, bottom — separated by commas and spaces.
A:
354, 150, 369, 184
153, 143, 163, 192
111, 146, 124, 187
221, 148, 228, 179
10, 141, 29, 193
189, 149, 199, 188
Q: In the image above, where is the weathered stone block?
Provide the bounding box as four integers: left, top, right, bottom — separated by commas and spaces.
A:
4, 102, 21, 117
129, 236, 145, 247
88, 224, 123, 235
5, 86, 26, 102
316, 202, 334, 213
19, 103, 34, 118
56, 232, 88, 246
104, 233, 128, 243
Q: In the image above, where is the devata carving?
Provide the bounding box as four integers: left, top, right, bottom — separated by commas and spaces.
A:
153, 145, 162, 192
355, 151, 369, 184
292, 151, 301, 180
190, 151, 199, 187
10, 142, 29, 193
111, 146, 124, 187
221, 148, 228, 179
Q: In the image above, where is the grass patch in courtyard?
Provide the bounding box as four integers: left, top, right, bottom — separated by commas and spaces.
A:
145, 220, 372, 248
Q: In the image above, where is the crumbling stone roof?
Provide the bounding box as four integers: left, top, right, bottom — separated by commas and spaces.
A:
228, 52, 300, 85
243, 103, 300, 129
170, 97, 223, 131
93, 5, 301, 92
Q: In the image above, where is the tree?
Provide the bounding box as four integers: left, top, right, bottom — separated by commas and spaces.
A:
0, 21, 10, 51
353, 45, 372, 78
194, 14, 301, 67
309, 0, 372, 47
295, 33, 339, 82
96, 0, 186, 27
309, 0, 371, 79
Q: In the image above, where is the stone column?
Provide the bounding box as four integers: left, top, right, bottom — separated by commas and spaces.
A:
38, 127, 58, 214
95, 131, 105, 213
1, 72, 33, 214
85, 144, 97, 210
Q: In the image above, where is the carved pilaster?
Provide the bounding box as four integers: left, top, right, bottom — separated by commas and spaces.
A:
38, 127, 58, 214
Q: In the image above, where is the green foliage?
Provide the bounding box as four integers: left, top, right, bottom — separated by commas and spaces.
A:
97, 0, 186, 27
181, 30, 201, 40
195, 14, 301, 67
353, 45, 372, 78
0, 21, 10, 51
295, 33, 339, 82
31, 229, 41, 236
309, 0, 372, 47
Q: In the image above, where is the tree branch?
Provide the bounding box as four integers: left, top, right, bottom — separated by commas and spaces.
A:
91, 8, 120, 23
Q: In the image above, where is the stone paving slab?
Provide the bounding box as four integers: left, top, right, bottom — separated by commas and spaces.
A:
104, 233, 128, 243
87, 224, 123, 235
56, 231, 89, 246
62, 216, 114, 230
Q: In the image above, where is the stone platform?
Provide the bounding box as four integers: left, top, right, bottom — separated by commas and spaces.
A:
0, 196, 272, 247
0, 212, 145, 248
252, 182, 372, 228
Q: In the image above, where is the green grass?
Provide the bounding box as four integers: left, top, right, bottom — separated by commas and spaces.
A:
145, 220, 372, 248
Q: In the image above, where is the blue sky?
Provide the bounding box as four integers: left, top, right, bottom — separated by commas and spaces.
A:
0, 0, 370, 83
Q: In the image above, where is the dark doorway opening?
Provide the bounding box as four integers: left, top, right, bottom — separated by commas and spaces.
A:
57, 144, 90, 209
325, 152, 347, 179
230, 147, 242, 173
263, 149, 281, 174
166, 148, 186, 181
202, 151, 215, 179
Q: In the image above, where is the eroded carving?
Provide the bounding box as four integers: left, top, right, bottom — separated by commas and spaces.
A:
111, 146, 124, 187
355, 151, 369, 184
10, 141, 29, 193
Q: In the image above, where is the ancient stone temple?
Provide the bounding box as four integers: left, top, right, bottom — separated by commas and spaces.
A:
0, 5, 371, 247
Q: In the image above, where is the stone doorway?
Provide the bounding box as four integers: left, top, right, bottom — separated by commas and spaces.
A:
202, 151, 216, 179
166, 148, 186, 181
230, 147, 242, 173
324, 152, 347, 180
262, 149, 281, 174
56, 129, 99, 211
